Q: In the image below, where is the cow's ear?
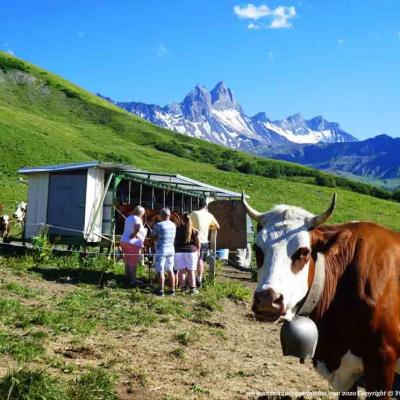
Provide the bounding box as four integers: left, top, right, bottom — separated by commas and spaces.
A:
311, 228, 352, 255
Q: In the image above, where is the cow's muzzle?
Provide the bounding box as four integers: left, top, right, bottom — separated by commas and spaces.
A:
252, 288, 286, 322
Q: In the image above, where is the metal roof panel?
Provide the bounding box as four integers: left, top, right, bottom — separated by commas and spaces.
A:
19, 161, 245, 199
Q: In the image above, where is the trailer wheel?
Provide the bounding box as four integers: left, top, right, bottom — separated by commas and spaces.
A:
229, 243, 252, 270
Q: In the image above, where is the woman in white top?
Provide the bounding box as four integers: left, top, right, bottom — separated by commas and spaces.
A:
120, 205, 147, 286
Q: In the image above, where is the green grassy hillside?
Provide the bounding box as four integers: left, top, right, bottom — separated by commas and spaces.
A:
0, 51, 399, 228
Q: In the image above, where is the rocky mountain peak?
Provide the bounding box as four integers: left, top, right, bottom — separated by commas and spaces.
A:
210, 81, 239, 111
251, 112, 270, 123
308, 115, 332, 131
181, 85, 211, 121
107, 81, 358, 149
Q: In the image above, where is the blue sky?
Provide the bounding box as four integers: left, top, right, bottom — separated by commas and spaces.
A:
1, 0, 399, 139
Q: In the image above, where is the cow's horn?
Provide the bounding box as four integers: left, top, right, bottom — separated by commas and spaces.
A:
310, 193, 337, 228
242, 191, 265, 223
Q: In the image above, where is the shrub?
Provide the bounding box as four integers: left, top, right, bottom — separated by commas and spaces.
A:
315, 174, 336, 187
155, 141, 186, 158
216, 161, 235, 172
393, 189, 400, 202
237, 161, 256, 174
32, 228, 52, 265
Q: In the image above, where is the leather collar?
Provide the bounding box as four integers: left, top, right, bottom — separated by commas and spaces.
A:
295, 252, 326, 317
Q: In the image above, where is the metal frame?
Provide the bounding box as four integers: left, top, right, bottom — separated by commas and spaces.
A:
19, 161, 245, 200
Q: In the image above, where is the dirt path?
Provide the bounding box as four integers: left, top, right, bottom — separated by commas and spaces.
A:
0, 261, 330, 400
113, 265, 329, 399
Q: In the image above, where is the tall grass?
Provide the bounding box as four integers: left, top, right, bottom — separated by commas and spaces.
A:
0, 368, 117, 400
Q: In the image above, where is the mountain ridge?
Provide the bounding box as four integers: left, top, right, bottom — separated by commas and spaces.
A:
99, 81, 357, 150
263, 134, 400, 184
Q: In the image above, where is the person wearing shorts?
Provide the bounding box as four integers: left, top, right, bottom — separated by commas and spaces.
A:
174, 213, 200, 294
190, 200, 219, 287
151, 208, 176, 296
120, 205, 147, 286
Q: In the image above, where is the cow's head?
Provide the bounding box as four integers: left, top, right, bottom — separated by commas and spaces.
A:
13, 201, 27, 223
243, 194, 336, 322
0, 215, 10, 226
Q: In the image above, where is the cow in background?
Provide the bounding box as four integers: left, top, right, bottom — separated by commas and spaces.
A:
0, 214, 10, 239
243, 193, 400, 398
13, 201, 27, 226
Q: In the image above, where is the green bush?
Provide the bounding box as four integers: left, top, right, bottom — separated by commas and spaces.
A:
393, 189, 400, 202
315, 174, 336, 187
216, 161, 235, 172
32, 228, 52, 265
237, 161, 256, 174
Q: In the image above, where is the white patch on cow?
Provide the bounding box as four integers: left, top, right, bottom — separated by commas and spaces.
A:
256, 205, 314, 316
13, 201, 27, 223
316, 351, 363, 392
2, 215, 10, 225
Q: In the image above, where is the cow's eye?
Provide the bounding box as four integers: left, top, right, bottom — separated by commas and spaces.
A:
291, 247, 311, 273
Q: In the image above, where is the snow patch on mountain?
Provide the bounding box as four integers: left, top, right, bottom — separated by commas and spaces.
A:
99, 82, 357, 149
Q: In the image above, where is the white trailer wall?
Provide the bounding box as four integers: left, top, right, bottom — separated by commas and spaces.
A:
24, 172, 49, 238
84, 167, 105, 242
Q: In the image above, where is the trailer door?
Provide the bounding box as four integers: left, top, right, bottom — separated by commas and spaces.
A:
47, 170, 87, 237
208, 199, 252, 250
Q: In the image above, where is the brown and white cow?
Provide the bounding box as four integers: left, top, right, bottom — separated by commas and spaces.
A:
0, 214, 10, 239
243, 193, 400, 397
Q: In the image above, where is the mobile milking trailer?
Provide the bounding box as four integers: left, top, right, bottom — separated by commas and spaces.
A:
19, 161, 254, 272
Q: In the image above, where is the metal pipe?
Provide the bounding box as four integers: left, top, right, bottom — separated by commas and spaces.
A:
172, 192, 174, 212
163, 189, 166, 208
139, 184, 142, 205
128, 180, 131, 204
151, 187, 154, 208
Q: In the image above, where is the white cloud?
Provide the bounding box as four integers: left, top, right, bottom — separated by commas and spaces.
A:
267, 51, 274, 60
78, 31, 85, 38
269, 6, 296, 29
156, 42, 170, 58
338, 38, 344, 44
234, 3, 296, 29
7, 49, 14, 56
234, 4, 270, 20
247, 22, 260, 30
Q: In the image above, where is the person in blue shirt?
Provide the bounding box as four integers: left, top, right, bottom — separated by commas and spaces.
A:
151, 208, 176, 296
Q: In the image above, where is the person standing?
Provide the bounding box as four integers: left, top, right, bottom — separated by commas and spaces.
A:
151, 208, 177, 296
190, 200, 220, 288
120, 205, 147, 286
174, 213, 200, 294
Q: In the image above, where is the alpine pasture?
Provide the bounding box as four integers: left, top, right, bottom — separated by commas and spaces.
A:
0, 51, 399, 399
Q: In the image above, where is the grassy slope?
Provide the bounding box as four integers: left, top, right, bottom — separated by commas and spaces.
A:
0, 51, 399, 228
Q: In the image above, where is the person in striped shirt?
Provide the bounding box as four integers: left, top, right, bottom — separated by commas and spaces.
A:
151, 208, 177, 296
